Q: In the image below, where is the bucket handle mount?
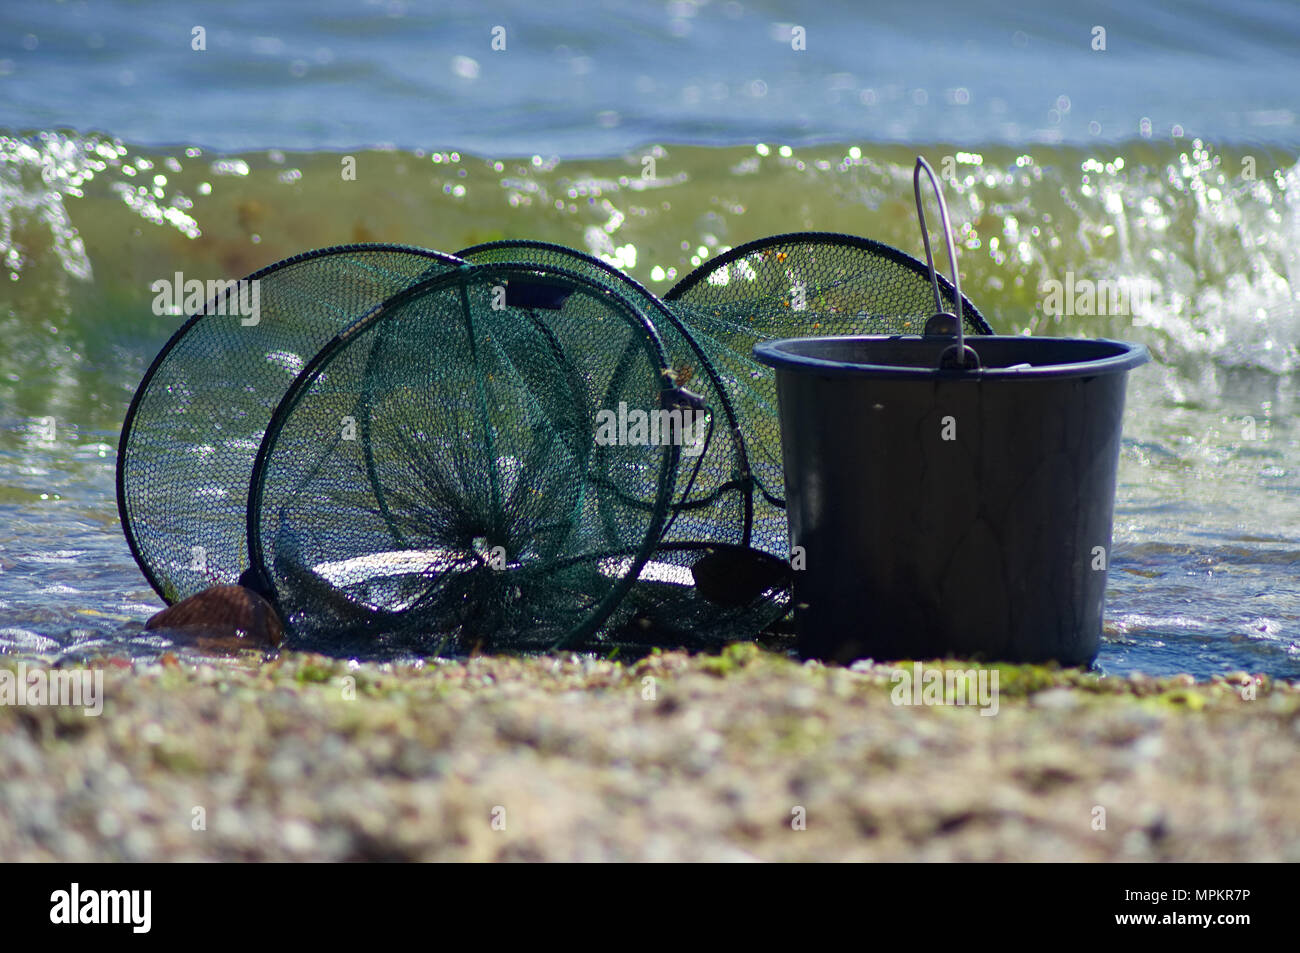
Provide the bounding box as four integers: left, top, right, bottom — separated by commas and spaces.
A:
914, 157, 979, 370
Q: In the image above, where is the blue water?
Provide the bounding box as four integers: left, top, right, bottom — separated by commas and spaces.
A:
2, 0, 1298, 154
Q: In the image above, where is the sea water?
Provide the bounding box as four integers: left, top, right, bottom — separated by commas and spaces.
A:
0, 0, 1296, 675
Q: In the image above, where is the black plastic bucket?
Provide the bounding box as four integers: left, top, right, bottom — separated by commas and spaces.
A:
753, 334, 1149, 666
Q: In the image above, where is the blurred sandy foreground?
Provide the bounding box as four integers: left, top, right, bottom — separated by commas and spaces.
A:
1, 645, 1296, 862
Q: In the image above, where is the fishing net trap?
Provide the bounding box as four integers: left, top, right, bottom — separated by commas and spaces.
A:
118, 160, 991, 655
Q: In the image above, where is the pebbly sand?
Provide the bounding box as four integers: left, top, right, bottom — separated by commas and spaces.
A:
1, 644, 1297, 862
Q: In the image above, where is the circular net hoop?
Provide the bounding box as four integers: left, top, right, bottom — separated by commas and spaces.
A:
457, 241, 793, 648
245, 262, 684, 655
116, 244, 461, 605
664, 232, 992, 553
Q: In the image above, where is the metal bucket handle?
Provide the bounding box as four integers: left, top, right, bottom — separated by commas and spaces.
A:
914, 157, 979, 369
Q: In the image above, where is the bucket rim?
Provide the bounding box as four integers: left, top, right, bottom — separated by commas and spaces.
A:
753, 334, 1150, 380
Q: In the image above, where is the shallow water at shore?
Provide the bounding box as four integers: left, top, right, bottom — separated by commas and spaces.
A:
0, 134, 1296, 676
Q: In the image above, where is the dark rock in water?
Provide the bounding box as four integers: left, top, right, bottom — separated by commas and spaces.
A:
691, 545, 793, 607
146, 585, 283, 652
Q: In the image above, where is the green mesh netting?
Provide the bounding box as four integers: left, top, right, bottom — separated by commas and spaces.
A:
456, 241, 790, 649
119, 228, 990, 657
243, 262, 682, 654
117, 244, 460, 605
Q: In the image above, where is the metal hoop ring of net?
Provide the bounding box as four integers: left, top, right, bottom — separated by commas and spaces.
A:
244, 262, 688, 655
456, 240, 794, 648
664, 231, 992, 553
116, 244, 462, 605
